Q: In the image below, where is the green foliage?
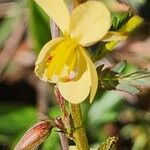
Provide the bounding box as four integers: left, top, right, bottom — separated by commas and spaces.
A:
111, 12, 132, 31
0, 104, 61, 149
97, 62, 150, 95
88, 91, 124, 126
111, 61, 127, 73
88, 62, 150, 149
98, 65, 119, 90
0, 104, 36, 136
28, 0, 51, 54
117, 64, 150, 94
0, 104, 36, 149
120, 69, 150, 87
117, 83, 140, 95
121, 124, 150, 150
43, 131, 60, 150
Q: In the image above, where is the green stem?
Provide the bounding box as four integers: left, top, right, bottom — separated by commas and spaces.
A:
70, 104, 90, 150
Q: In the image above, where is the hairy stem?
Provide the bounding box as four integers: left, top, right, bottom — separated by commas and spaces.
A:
70, 104, 89, 150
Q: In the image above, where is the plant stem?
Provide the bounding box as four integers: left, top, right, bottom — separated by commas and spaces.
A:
59, 132, 69, 150
70, 104, 90, 150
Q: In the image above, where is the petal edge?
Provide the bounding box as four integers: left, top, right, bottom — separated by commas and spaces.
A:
70, 1, 111, 46
34, 0, 70, 34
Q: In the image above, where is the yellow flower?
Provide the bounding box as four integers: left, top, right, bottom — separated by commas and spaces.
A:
34, 0, 111, 104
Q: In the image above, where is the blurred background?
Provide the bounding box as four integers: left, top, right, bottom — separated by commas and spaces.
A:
0, 0, 150, 150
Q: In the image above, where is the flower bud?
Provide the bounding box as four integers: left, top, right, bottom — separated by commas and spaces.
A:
15, 121, 53, 150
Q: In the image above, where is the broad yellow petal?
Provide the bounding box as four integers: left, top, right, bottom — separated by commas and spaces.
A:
80, 48, 98, 103
35, 38, 78, 83
57, 70, 91, 103
57, 47, 91, 104
34, 0, 70, 34
101, 31, 127, 42
69, 1, 111, 46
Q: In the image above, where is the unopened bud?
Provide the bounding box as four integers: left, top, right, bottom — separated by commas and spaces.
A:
15, 121, 53, 150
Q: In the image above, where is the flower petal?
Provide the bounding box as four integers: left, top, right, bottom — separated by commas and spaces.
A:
57, 70, 91, 104
81, 48, 98, 103
35, 38, 78, 83
88, 59, 98, 103
57, 47, 91, 104
69, 1, 111, 46
34, 0, 70, 34
35, 38, 64, 65
35, 38, 64, 82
